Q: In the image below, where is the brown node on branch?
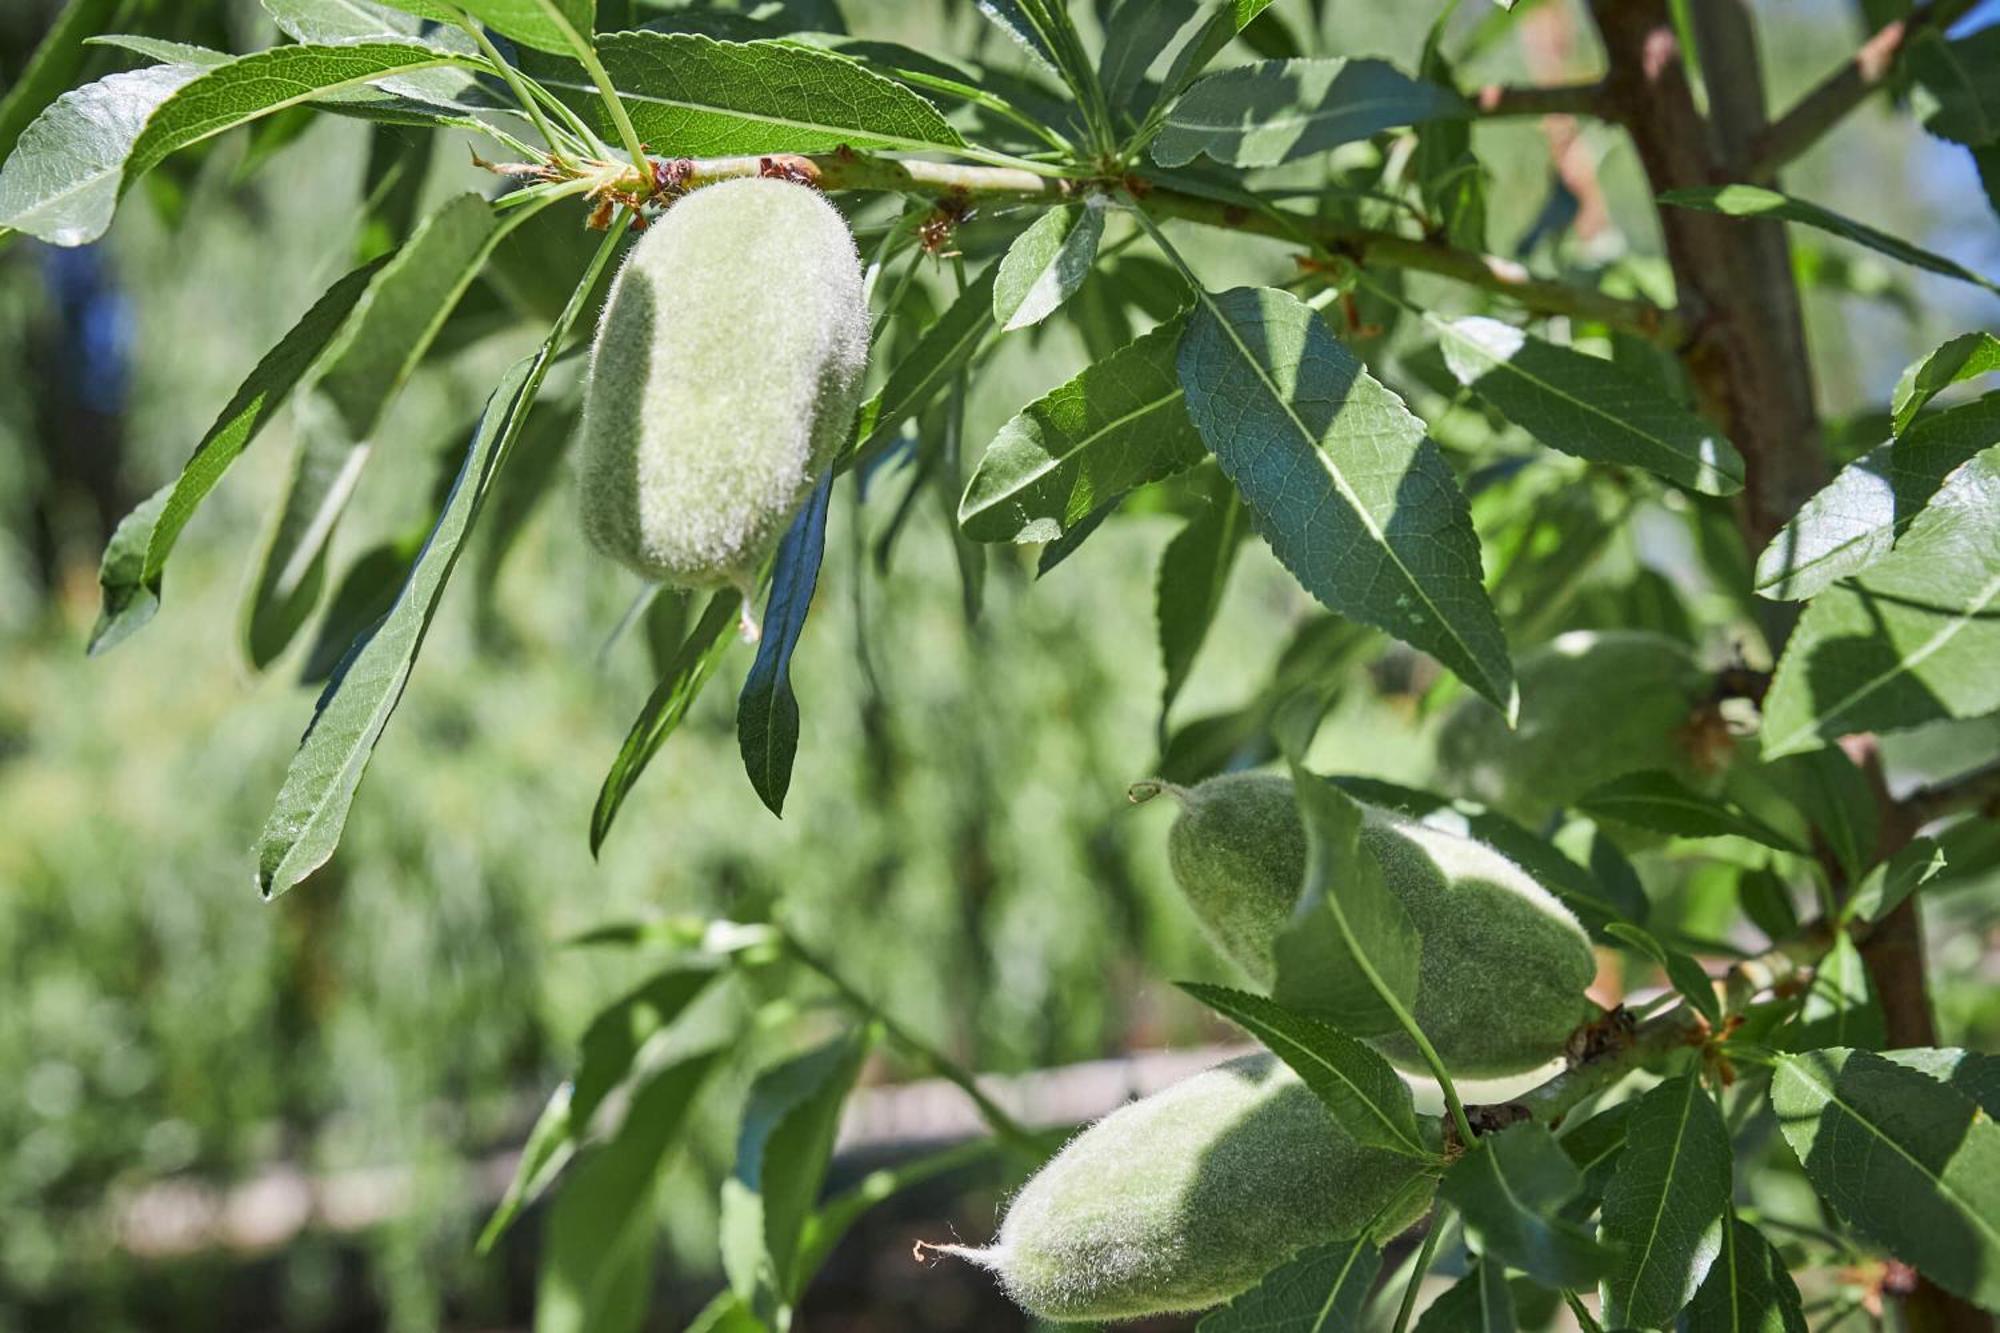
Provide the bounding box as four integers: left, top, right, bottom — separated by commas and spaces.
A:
918, 190, 974, 258
758, 154, 821, 188
1563, 1004, 1636, 1069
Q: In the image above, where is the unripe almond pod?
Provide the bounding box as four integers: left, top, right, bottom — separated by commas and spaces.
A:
1161, 773, 1596, 1078
1434, 629, 1714, 827
940, 1053, 1436, 1322
577, 177, 869, 590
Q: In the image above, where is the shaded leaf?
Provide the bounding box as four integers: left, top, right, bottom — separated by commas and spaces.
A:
1098, 0, 1200, 118
1271, 767, 1422, 1040
992, 199, 1105, 331
1846, 836, 1947, 925
1156, 0, 1279, 105
1679, 1218, 1808, 1333
1761, 444, 2000, 757
1441, 1122, 1617, 1289
1761, 748, 1878, 882
1158, 475, 1246, 727
1660, 185, 1999, 295
1892, 332, 2000, 435
1601, 1075, 1732, 1329
720, 1033, 871, 1322
959, 314, 1204, 542
737, 474, 834, 817
1177, 285, 1513, 713
1754, 394, 2000, 601
1196, 1234, 1380, 1333
1560, 1102, 1634, 1205
1772, 1046, 2000, 1310
1180, 983, 1434, 1159
1605, 923, 1720, 1025
1909, 25, 2000, 147
0, 0, 127, 167
535, 1050, 719, 1333
592, 590, 742, 852
1414, 1259, 1516, 1333
1780, 930, 1885, 1052
1155, 56, 1464, 168
1578, 771, 1808, 855
1430, 314, 1743, 496
850, 262, 997, 465
1882, 1047, 2000, 1118
548, 33, 964, 157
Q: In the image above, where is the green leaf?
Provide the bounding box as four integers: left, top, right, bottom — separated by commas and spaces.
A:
1179, 983, 1434, 1160
85, 253, 384, 652
1414, 1258, 1516, 1333
1178, 285, 1513, 713
1754, 394, 2000, 601
0, 63, 203, 246
1195, 1234, 1381, 1333
992, 200, 1105, 331
547, 33, 965, 157
1412, 37, 1486, 253
1760, 444, 2000, 758
1600, 1075, 1732, 1329
262, 0, 501, 112
1605, 923, 1719, 1024
1158, 474, 1247, 727
1772, 1046, 2000, 1310
1761, 748, 1878, 882
1271, 768, 1422, 1040
242, 192, 508, 670
1680, 1218, 1808, 1333
1882, 1048, 2000, 1118
798, 1138, 1005, 1278
1846, 836, 1947, 925
1155, 56, 1465, 168
1578, 771, 1808, 855
535, 1050, 719, 1333
1892, 333, 2000, 435
1156, 0, 1279, 106
973, 0, 1061, 77
720, 1033, 871, 1323
737, 475, 833, 817
592, 590, 743, 854
1441, 1122, 1617, 1290
256, 211, 627, 896
374, 0, 592, 57
1780, 930, 1885, 1052
1428, 315, 1744, 496
851, 262, 997, 466
959, 315, 1205, 542
1909, 25, 2000, 148
1659, 185, 2000, 295
1560, 1102, 1634, 1205
0, 0, 128, 167
477, 1082, 576, 1254
1098, 0, 1200, 117
1735, 865, 1799, 944
1330, 775, 1648, 937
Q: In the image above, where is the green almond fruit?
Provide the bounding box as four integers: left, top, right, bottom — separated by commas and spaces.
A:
1434, 629, 1713, 828
1161, 772, 1597, 1078
938, 1053, 1435, 1322
577, 177, 869, 595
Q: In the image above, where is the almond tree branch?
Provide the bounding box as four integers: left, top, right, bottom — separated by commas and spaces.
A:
1747, 0, 1981, 179
1474, 80, 1607, 118
606, 151, 1684, 342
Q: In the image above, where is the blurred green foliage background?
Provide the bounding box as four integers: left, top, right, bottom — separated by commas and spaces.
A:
0, 0, 1996, 1329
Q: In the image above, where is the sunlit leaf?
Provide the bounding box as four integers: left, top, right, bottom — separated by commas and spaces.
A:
1195, 1234, 1380, 1333
1155, 56, 1464, 168
1600, 1075, 1731, 1329
993, 200, 1105, 331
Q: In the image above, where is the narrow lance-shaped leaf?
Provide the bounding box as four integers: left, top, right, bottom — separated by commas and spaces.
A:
848, 262, 998, 466
1892, 332, 2000, 435
1578, 770, 1808, 855
1270, 766, 1422, 1039
1681, 1218, 1809, 1333
242, 192, 508, 670
543, 34, 966, 158
1413, 1259, 1516, 1333
256, 215, 630, 897
1154, 57, 1466, 168
372, 0, 592, 58
959, 315, 1205, 542
1600, 1074, 1732, 1330
90, 258, 384, 653
1753, 394, 2000, 601
737, 474, 834, 817
1097, 0, 1201, 118
0, 0, 127, 166
1158, 475, 1246, 729
1760, 443, 2000, 757
1195, 1234, 1380, 1333
1660, 185, 2000, 295
1440, 1122, 1618, 1289
1908, 25, 2000, 148
1779, 930, 1885, 1051
720, 1033, 872, 1324
992, 199, 1105, 331
1845, 835, 1946, 926
1604, 924, 1719, 1026
260, 0, 502, 113
592, 590, 743, 854
1179, 983, 1434, 1159
1772, 1046, 2000, 1310
1428, 314, 1744, 496
1177, 285, 1514, 713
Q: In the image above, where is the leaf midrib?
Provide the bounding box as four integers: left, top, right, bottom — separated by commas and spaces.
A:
966, 386, 1185, 520
1617, 1077, 1700, 1321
